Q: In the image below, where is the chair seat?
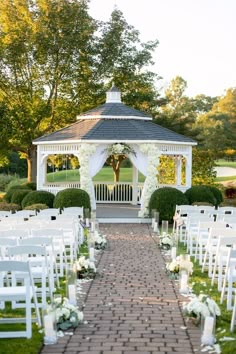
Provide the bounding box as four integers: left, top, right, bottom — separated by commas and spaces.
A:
0, 286, 33, 300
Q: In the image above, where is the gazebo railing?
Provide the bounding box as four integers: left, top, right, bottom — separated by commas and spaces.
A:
42, 182, 143, 203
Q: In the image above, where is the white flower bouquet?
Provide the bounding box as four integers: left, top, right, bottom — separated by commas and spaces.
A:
159, 234, 173, 250
94, 232, 107, 250
52, 297, 84, 331
107, 143, 135, 157
166, 258, 180, 279
183, 294, 221, 325
76, 255, 96, 279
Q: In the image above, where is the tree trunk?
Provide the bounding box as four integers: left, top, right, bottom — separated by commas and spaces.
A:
26, 145, 37, 183
114, 168, 120, 182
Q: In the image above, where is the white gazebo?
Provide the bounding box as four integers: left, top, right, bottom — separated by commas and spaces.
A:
33, 85, 197, 216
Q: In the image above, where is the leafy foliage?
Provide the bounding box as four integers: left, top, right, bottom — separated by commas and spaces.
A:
53, 188, 90, 210
4, 185, 32, 203
22, 191, 55, 208
204, 185, 223, 206
24, 203, 49, 211
0, 202, 20, 211
184, 186, 216, 206
11, 189, 31, 206
149, 187, 188, 222
0, 174, 15, 192
192, 148, 217, 185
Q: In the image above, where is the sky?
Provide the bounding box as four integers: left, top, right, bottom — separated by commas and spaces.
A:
88, 0, 236, 98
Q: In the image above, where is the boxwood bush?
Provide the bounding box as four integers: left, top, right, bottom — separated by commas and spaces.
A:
204, 185, 223, 206
185, 185, 216, 206
53, 188, 91, 210
22, 190, 55, 208
149, 187, 189, 223
11, 189, 31, 207
4, 185, 32, 203
0, 202, 21, 212
24, 203, 49, 212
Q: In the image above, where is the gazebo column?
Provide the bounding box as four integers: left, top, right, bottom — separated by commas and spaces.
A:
132, 165, 138, 205
185, 152, 192, 189
175, 155, 182, 186
37, 150, 48, 190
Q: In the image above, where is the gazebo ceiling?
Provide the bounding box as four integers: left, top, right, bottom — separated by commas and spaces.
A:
33, 85, 197, 145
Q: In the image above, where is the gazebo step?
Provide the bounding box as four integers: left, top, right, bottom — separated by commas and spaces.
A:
98, 217, 151, 224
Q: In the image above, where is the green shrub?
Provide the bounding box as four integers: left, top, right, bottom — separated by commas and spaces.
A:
22, 182, 37, 190
4, 178, 24, 192
205, 185, 223, 206
185, 185, 216, 206
4, 185, 31, 203
149, 187, 189, 223
0, 202, 21, 212
11, 189, 31, 207
22, 190, 55, 208
53, 188, 91, 210
24, 203, 49, 212
0, 174, 15, 192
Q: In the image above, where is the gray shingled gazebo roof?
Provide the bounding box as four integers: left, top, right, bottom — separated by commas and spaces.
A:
34, 85, 196, 145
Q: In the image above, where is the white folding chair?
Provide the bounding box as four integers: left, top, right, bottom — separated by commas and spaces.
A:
194, 221, 225, 264
211, 232, 236, 290
220, 249, 236, 310
31, 228, 66, 277
62, 206, 84, 218
202, 226, 229, 276
38, 208, 60, 218
186, 214, 213, 256
0, 237, 18, 260
8, 245, 53, 310
0, 260, 41, 338
18, 236, 59, 292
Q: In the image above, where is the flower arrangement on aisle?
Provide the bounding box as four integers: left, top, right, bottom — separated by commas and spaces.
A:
166, 258, 180, 279
76, 255, 96, 279
183, 294, 221, 325
166, 255, 194, 279
94, 232, 107, 250
159, 233, 174, 250
53, 296, 84, 331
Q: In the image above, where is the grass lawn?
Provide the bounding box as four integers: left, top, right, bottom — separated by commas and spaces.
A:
47, 167, 145, 183
215, 160, 236, 168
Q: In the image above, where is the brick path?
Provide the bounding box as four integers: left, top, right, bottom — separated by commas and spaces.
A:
41, 224, 201, 354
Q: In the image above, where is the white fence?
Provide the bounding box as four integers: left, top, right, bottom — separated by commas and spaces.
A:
42, 182, 143, 204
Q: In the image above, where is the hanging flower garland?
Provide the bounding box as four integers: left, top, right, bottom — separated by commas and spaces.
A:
78, 144, 97, 203
139, 144, 161, 217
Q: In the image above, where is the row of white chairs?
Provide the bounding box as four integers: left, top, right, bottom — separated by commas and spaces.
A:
173, 204, 236, 332
0, 207, 87, 338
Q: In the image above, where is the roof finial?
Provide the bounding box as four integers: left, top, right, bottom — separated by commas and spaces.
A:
106, 83, 121, 103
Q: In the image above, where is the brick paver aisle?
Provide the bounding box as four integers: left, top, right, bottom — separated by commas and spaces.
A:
42, 224, 197, 354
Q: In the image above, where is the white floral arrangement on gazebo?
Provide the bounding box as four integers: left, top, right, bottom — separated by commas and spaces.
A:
107, 143, 135, 157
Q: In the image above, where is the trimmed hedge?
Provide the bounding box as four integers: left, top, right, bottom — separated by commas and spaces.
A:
22, 190, 55, 208
149, 187, 189, 223
185, 185, 216, 206
11, 189, 31, 207
205, 185, 223, 206
53, 188, 91, 210
4, 185, 32, 203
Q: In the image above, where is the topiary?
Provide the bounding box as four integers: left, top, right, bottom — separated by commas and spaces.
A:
4, 185, 31, 203
53, 188, 91, 210
149, 187, 189, 223
22, 190, 55, 208
204, 185, 223, 206
184, 185, 216, 206
11, 189, 31, 207
22, 182, 37, 190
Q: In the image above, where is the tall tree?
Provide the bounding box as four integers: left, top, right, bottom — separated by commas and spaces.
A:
0, 0, 97, 181
96, 8, 160, 115
194, 88, 236, 153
